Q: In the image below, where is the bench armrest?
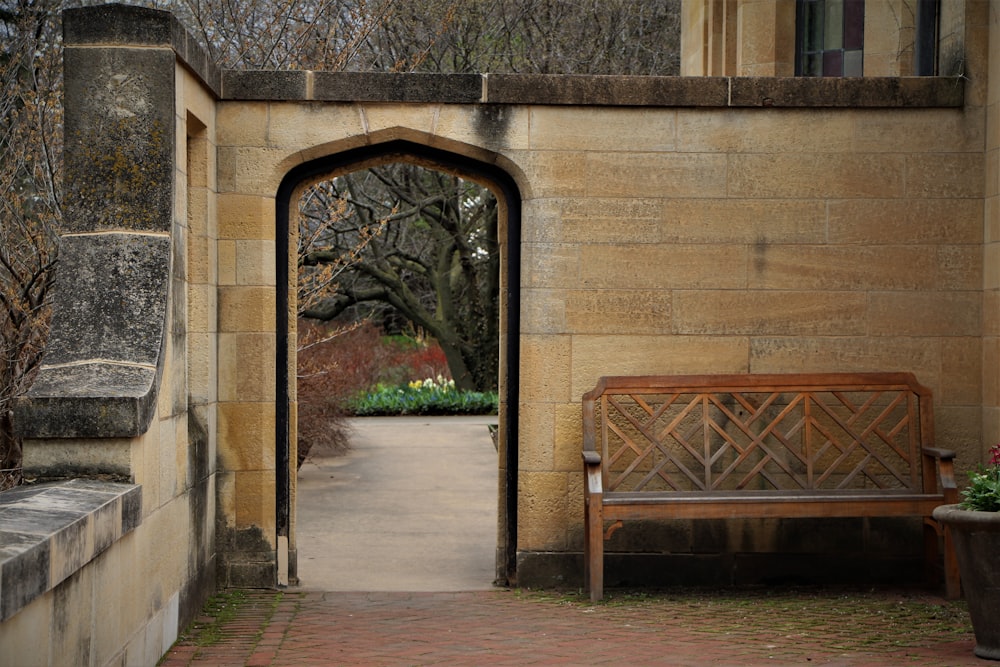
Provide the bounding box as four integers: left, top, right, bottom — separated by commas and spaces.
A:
922, 446, 956, 461
921, 446, 958, 504
583, 450, 603, 501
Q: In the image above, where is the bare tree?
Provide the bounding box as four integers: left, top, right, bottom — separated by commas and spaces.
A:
175, 0, 400, 70
300, 167, 498, 392
0, 0, 62, 489
356, 0, 681, 75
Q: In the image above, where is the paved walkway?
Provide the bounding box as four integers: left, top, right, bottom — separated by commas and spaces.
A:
294, 416, 499, 591
161, 588, 977, 666
161, 418, 979, 666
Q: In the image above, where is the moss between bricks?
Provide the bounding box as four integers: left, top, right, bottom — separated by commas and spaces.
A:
164, 589, 283, 656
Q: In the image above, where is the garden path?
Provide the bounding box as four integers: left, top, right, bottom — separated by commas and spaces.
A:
295, 415, 499, 591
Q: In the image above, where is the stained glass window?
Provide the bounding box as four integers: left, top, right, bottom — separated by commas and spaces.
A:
796, 0, 864, 77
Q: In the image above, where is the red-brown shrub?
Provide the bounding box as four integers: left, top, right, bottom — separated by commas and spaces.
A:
295, 319, 450, 465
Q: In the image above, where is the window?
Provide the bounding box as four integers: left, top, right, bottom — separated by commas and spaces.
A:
914, 0, 939, 76
796, 0, 864, 77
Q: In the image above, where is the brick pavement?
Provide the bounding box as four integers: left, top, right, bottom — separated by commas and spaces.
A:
160, 587, 980, 666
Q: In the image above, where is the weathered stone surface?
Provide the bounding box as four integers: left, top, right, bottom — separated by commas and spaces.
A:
661, 199, 827, 244
0, 481, 141, 622
64, 4, 173, 47
42, 234, 170, 367
906, 153, 985, 198
587, 152, 728, 198
314, 72, 482, 103
673, 290, 868, 336
222, 71, 309, 101
869, 291, 982, 337
728, 153, 905, 198
529, 107, 676, 151
62, 47, 175, 234
65, 4, 220, 94
729, 76, 965, 108
676, 108, 856, 153
827, 199, 983, 244
16, 364, 158, 439
486, 74, 728, 106
14, 231, 168, 439
748, 245, 937, 291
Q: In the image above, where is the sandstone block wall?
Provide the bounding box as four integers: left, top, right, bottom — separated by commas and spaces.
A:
207, 74, 987, 585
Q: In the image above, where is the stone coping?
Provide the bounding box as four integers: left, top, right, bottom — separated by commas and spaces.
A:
219, 68, 965, 110
0, 480, 141, 621
68, 5, 964, 109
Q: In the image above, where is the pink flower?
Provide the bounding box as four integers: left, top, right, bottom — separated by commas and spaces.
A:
991, 444, 1000, 467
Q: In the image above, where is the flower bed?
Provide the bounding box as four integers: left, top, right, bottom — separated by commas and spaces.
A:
349, 376, 498, 416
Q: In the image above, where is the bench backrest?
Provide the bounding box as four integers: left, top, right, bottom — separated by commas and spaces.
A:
582, 373, 934, 495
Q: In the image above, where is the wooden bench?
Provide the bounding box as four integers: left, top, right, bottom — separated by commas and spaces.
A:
582, 372, 960, 601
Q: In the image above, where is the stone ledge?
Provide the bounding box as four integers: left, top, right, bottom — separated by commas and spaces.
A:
15, 364, 158, 439
64, 6, 965, 110
64, 4, 222, 95
485, 74, 730, 106
0, 480, 141, 621
215, 71, 965, 108
729, 76, 965, 108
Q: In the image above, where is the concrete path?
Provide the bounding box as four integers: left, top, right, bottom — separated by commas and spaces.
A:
294, 416, 499, 591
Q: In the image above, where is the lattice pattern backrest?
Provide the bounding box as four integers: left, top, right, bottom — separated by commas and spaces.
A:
585, 375, 928, 494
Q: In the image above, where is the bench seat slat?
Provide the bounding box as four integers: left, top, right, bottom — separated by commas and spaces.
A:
602, 492, 944, 521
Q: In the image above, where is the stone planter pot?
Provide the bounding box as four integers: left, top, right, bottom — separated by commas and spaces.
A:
933, 504, 1000, 660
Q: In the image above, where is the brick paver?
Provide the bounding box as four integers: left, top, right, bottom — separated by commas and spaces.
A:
159, 587, 979, 666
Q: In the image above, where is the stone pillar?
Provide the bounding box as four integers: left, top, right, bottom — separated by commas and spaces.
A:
736, 0, 796, 76
681, 0, 795, 77
16, 5, 175, 459
982, 0, 1000, 454
680, 0, 710, 75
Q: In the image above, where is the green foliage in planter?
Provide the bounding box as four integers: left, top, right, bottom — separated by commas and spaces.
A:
960, 444, 1000, 512
349, 376, 498, 416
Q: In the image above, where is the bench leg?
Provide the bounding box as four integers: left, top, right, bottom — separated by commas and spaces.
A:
926, 516, 961, 599
584, 497, 604, 602
941, 523, 962, 600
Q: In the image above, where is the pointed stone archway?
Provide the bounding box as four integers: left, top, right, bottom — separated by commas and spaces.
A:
274, 139, 522, 585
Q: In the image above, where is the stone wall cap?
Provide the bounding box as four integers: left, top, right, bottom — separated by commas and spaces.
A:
484, 74, 730, 106
730, 76, 965, 108
0, 480, 142, 622
64, 3, 221, 96
216, 71, 964, 108
14, 363, 158, 439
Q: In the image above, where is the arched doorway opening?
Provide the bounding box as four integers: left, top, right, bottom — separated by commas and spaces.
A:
275, 139, 521, 585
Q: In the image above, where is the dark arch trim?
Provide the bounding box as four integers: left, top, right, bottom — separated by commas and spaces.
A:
275, 139, 522, 584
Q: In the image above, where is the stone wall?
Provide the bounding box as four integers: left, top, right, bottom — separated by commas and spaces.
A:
208, 72, 985, 584
4, 7, 219, 665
